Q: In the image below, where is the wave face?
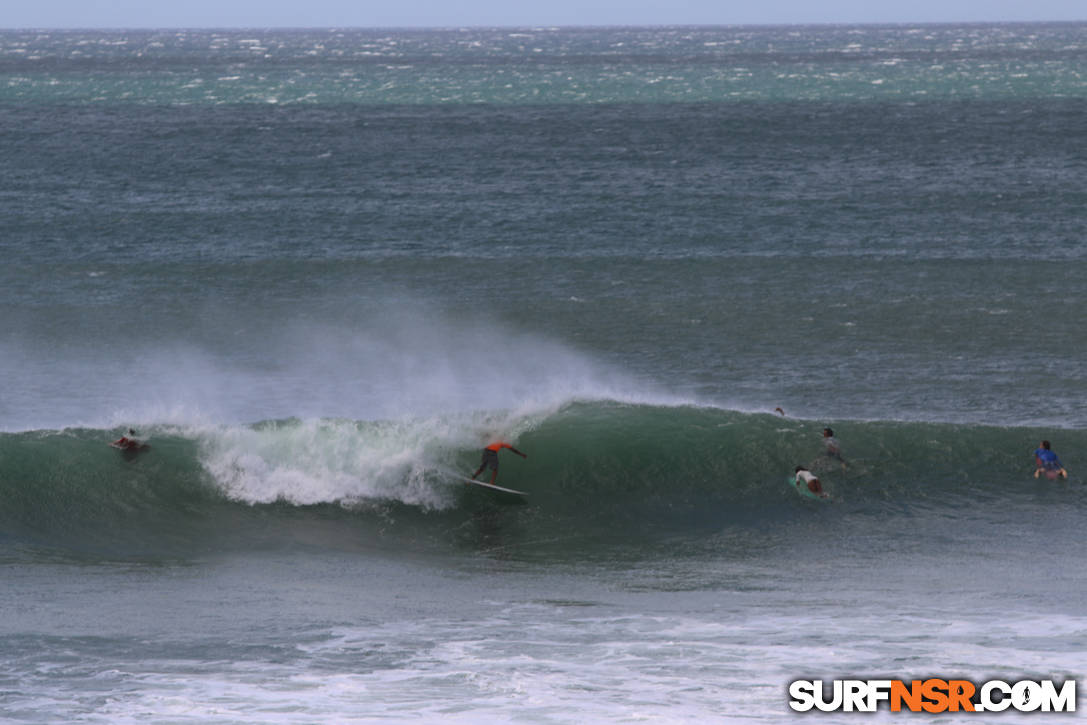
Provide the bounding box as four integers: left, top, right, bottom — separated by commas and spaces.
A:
2, 401, 1081, 559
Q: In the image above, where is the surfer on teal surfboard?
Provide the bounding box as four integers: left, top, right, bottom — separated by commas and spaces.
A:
471, 440, 527, 487
793, 465, 830, 499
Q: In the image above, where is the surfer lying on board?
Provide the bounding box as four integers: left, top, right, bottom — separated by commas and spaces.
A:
1033, 440, 1068, 479
793, 466, 827, 497
110, 429, 148, 452
471, 441, 527, 486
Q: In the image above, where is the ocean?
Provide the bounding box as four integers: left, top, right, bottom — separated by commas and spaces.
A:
1, 23, 1086, 722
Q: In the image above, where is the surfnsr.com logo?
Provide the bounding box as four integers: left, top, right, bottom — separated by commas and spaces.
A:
789, 679, 1076, 713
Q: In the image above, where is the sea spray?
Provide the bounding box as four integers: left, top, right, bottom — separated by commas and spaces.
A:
0, 303, 653, 432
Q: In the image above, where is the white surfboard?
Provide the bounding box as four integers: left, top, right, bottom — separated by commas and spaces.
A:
457, 475, 528, 496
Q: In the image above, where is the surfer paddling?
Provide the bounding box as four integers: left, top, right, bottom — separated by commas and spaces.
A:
1033, 440, 1068, 479
822, 427, 847, 470
793, 466, 828, 498
471, 440, 527, 486
111, 429, 149, 452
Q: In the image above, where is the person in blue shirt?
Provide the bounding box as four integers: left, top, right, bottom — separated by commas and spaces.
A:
1033, 440, 1067, 479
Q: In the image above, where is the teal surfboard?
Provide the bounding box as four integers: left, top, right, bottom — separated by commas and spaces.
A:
787, 476, 831, 502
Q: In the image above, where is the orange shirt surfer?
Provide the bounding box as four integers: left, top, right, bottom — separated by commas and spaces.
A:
471, 441, 527, 485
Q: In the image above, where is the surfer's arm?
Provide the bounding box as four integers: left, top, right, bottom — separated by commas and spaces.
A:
507, 445, 527, 458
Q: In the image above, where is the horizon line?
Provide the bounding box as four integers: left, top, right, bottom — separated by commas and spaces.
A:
2, 19, 1086, 32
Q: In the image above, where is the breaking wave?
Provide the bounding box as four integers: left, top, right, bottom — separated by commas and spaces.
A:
2, 400, 1082, 558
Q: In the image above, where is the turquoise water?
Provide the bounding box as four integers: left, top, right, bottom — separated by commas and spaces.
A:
2, 24, 1086, 723
4, 25, 1086, 104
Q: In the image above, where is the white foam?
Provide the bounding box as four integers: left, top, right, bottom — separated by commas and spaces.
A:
192, 407, 552, 509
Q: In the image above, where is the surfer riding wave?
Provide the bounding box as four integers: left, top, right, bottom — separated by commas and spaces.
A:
471, 440, 527, 486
